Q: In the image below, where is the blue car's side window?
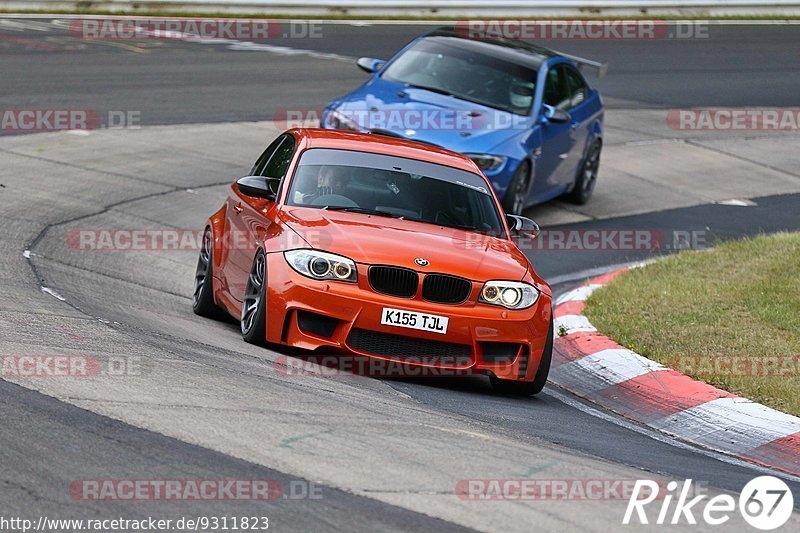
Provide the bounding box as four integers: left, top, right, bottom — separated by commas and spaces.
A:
564, 66, 589, 109
543, 67, 571, 110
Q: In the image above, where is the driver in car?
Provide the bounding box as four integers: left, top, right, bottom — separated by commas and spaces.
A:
293, 165, 351, 205
509, 79, 535, 114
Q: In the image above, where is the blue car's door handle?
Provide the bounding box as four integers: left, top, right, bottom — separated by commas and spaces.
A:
570, 122, 579, 130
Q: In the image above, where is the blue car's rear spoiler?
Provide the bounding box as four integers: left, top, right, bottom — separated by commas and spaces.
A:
554, 51, 608, 79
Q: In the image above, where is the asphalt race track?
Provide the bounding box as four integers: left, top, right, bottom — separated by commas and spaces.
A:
2, 21, 800, 128
1, 17, 800, 532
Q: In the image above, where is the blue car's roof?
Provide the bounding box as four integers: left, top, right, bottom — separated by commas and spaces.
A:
422, 27, 556, 70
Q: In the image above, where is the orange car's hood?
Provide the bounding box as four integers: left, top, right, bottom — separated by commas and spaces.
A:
280, 206, 529, 281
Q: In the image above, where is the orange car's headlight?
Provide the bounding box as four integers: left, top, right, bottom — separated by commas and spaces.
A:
284, 249, 357, 283
479, 281, 538, 310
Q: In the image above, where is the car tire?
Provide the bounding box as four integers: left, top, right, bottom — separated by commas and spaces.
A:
192, 227, 222, 318
502, 161, 531, 215
490, 316, 553, 396
241, 249, 268, 346
566, 140, 601, 205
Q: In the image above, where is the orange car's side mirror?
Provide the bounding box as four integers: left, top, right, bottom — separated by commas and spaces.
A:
236, 176, 280, 202
507, 214, 540, 240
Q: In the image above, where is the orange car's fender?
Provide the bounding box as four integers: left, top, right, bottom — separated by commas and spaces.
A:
207, 202, 227, 273
517, 268, 552, 381
259, 205, 312, 256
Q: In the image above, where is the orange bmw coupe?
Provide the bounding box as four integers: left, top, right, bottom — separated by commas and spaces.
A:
193, 129, 553, 395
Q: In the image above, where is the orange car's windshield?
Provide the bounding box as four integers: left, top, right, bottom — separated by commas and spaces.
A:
287, 148, 505, 235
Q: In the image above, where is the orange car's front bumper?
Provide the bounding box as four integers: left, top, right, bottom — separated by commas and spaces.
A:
263, 252, 552, 382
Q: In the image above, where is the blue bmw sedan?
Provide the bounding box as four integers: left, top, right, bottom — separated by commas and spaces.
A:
320, 27, 605, 214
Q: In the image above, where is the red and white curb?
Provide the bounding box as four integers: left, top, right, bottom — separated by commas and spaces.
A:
550, 268, 800, 477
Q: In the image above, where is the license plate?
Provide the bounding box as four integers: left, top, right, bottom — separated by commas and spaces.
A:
380, 307, 449, 335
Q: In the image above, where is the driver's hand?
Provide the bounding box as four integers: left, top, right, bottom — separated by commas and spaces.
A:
294, 191, 316, 204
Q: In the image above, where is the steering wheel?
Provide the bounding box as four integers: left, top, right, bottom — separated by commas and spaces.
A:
310, 195, 358, 208
435, 210, 464, 226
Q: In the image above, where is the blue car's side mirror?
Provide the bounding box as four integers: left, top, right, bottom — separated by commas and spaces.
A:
540, 104, 571, 125
356, 57, 386, 74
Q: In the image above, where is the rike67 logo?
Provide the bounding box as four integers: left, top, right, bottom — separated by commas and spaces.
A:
624, 477, 794, 530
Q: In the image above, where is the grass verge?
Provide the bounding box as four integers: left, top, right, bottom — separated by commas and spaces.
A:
584, 232, 800, 416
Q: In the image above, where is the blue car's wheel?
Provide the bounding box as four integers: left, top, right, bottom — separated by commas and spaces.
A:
501, 161, 530, 215
567, 141, 601, 205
